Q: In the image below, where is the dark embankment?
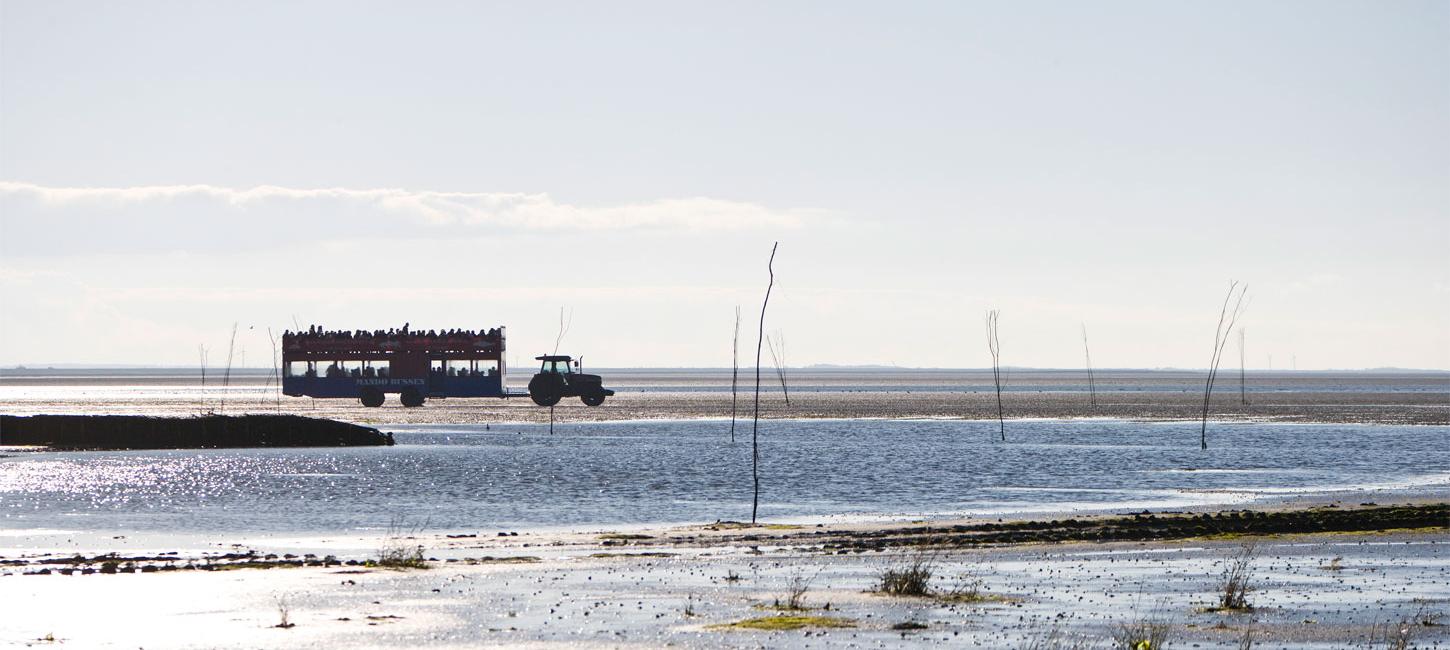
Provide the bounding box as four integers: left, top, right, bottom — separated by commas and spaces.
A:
0, 414, 393, 450
697, 503, 1450, 552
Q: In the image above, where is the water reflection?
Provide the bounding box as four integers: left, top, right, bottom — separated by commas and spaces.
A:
1, 419, 1446, 534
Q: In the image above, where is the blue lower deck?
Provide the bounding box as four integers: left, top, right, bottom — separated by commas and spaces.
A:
282, 375, 505, 398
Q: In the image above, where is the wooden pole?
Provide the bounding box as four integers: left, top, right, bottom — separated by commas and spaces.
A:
752, 242, 778, 524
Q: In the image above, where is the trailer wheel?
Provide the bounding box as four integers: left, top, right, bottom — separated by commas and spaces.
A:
400, 387, 426, 408
360, 388, 385, 408
581, 393, 606, 407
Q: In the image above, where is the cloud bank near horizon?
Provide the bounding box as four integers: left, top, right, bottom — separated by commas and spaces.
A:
0, 181, 823, 256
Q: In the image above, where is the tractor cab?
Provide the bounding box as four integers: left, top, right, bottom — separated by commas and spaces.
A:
528, 354, 614, 407
537, 355, 577, 375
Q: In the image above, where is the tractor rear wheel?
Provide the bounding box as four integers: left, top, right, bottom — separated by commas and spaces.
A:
400, 387, 426, 408
360, 388, 385, 408
581, 393, 606, 407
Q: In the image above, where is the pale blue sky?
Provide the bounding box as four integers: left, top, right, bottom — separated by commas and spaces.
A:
2, 1, 1446, 369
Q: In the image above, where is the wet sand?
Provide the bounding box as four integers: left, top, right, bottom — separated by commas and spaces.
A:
0, 501, 1445, 648
2, 368, 1446, 425
2, 370, 1446, 647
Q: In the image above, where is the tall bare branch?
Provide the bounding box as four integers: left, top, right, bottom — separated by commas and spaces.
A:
268, 327, 281, 411
731, 306, 740, 442
552, 307, 572, 356
1201, 282, 1249, 450
1238, 328, 1249, 407
752, 242, 778, 524
220, 323, 238, 414
1081, 323, 1097, 408
767, 330, 790, 406
986, 310, 1005, 441
198, 344, 208, 415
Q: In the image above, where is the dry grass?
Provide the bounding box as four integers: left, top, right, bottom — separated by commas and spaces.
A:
1211, 543, 1257, 612
1025, 623, 1104, 649
771, 572, 816, 610
1363, 621, 1413, 650
1362, 608, 1437, 650
877, 555, 934, 597
273, 595, 295, 629
875, 553, 1009, 603
374, 517, 428, 569
1112, 603, 1174, 650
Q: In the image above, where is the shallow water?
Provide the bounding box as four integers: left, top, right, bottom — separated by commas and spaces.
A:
2, 419, 1446, 537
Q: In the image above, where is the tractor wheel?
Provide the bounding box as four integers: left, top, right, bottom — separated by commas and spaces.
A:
360, 388, 385, 408
399, 388, 426, 408
581, 393, 606, 407
530, 388, 562, 407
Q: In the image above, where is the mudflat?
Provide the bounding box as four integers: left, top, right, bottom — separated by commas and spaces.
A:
1, 501, 1445, 648
2, 368, 1446, 425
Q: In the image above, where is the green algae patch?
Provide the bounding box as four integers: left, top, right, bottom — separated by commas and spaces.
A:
704, 521, 804, 531
872, 590, 1019, 605
588, 552, 678, 559
712, 615, 857, 631
1197, 605, 1255, 614
598, 533, 654, 541
461, 556, 540, 565
934, 591, 1020, 605
195, 560, 309, 572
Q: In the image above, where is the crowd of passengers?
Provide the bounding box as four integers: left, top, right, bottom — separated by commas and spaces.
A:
314, 363, 496, 379
290, 324, 502, 344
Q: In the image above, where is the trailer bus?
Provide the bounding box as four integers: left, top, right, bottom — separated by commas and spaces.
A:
282, 326, 506, 407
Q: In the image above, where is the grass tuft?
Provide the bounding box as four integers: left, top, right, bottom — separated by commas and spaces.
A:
373, 516, 429, 570
771, 571, 816, 610
877, 555, 933, 596
273, 595, 295, 629
1362, 608, 1437, 650
874, 552, 1012, 603
1211, 543, 1257, 612
1112, 603, 1174, 650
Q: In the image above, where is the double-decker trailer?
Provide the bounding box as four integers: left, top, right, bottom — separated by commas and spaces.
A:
282, 326, 506, 407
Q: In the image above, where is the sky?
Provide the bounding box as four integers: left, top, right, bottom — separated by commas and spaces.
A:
1, 1, 1447, 370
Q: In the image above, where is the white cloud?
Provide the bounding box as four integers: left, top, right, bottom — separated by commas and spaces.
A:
0, 181, 820, 231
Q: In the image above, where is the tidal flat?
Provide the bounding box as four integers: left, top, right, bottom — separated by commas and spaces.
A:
0, 369, 1446, 647
0, 505, 1445, 648
2, 368, 1446, 425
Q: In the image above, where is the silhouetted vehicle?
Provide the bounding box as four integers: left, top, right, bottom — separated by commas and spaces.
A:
282, 326, 507, 408
528, 355, 614, 407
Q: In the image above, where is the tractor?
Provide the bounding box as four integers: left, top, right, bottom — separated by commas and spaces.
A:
527, 355, 614, 407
